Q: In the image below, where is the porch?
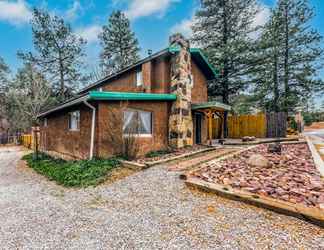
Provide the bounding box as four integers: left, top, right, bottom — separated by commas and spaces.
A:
191, 101, 231, 145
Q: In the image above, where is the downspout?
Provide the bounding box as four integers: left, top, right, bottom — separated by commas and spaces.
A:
83, 100, 96, 159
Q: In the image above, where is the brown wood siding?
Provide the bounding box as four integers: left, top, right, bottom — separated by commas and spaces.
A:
101, 68, 143, 92
151, 56, 171, 93
191, 59, 208, 104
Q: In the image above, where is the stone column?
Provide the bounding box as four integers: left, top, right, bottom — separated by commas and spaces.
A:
168, 33, 194, 148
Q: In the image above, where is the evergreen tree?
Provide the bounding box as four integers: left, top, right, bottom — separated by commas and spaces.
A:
5, 62, 53, 131
0, 56, 10, 91
0, 57, 10, 118
99, 10, 140, 74
252, 10, 283, 112
253, 0, 323, 112
18, 8, 86, 100
192, 0, 260, 105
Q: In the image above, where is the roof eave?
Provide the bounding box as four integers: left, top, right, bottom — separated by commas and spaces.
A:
37, 95, 89, 118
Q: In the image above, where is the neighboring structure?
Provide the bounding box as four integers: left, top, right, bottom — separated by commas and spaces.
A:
38, 34, 231, 159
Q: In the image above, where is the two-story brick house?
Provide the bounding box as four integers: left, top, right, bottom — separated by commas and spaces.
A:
38, 34, 231, 159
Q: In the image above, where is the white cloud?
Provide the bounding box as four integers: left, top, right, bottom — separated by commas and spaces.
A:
170, 18, 193, 39
252, 5, 271, 28
0, 0, 32, 25
250, 4, 271, 39
65, 0, 82, 21
76, 25, 101, 44
125, 0, 180, 20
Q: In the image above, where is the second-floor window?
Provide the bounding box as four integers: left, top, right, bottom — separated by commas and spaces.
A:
136, 69, 143, 87
68, 111, 80, 131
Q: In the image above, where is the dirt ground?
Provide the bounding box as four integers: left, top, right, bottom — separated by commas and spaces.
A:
305, 122, 324, 131
0, 146, 323, 249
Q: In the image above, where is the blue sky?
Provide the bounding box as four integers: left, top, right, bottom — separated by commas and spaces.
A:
0, 0, 323, 105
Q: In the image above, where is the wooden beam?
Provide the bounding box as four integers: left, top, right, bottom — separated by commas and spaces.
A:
186, 177, 324, 227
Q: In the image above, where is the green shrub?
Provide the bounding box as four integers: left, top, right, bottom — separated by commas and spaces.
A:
22, 153, 120, 187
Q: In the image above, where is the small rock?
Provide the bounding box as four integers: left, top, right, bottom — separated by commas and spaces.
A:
247, 154, 270, 168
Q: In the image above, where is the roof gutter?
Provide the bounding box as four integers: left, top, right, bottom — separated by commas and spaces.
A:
83, 100, 96, 160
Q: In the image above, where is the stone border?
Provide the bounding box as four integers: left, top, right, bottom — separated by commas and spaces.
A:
120, 160, 147, 170
185, 145, 258, 177
144, 147, 217, 167
223, 137, 299, 146
185, 177, 324, 228
306, 136, 324, 177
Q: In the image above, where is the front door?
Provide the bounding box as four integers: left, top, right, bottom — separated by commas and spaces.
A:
195, 113, 202, 144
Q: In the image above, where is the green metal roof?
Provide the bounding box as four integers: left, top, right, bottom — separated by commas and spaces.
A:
89, 91, 177, 101
192, 101, 231, 111
168, 47, 219, 80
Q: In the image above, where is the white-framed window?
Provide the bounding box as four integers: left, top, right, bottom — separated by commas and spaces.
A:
136, 68, 143, 87
44, 118, 48, 127
123, 109, 152, 136
68, 111, 80, 131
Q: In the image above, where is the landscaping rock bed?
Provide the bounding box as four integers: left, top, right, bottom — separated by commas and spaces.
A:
136, 145, 209, 164
190, 143, 324, 210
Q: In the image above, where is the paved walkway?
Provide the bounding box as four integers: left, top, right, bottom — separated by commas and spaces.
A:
0, 146, 323, 249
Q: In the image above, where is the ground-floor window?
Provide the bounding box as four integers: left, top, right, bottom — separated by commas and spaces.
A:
123, 109, 152, 136
68, 111, 80, 131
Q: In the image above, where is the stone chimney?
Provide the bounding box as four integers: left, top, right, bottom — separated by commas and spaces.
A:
168, 33, 194, 148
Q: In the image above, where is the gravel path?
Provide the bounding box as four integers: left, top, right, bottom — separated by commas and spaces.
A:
0, 146, 323, 249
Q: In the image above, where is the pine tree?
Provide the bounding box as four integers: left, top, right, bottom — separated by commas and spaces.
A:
253, 0, 323, 112
0, 56, 10, 91
279, 0, 323, 112
192, 0, 260, 105
99, 10, 140, 74
252, 10, 283, 112
18, 8, 86, 100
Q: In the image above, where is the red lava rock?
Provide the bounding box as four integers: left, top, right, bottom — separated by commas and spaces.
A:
192, 143, 324, 208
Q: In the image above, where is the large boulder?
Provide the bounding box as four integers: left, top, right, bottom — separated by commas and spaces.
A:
247, 154, 270, 168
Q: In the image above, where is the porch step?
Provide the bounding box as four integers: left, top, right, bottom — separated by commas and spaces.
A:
167, 148, 237, 172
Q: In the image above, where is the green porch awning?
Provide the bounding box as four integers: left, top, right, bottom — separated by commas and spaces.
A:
191, 101, 231, 111
88, 91, 177, 101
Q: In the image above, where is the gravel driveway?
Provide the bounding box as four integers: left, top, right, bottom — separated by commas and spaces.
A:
0, 146, 323, 249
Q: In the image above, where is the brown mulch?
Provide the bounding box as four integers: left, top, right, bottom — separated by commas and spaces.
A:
136, 145, 208, 164
191, 143, 324, 209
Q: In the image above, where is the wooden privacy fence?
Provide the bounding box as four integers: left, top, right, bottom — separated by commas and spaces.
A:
21, 134, 33, 149
212, 112, 287, 139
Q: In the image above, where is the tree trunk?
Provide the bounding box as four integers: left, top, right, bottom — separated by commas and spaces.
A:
273, 52, 280, 112
59, 55, 65, 99
222, 0, 230, 105
283, 3, 289, 113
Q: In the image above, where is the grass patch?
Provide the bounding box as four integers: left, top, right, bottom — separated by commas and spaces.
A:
22, 153, 120, 187
145, 149, 173, 158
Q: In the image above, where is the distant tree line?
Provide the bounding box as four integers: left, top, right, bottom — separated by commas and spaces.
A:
0, 0, 323, 133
